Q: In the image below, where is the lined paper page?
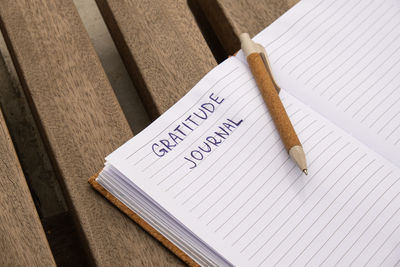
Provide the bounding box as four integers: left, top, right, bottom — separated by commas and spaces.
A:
244, 0, 400, 167
103, 57, 400, 266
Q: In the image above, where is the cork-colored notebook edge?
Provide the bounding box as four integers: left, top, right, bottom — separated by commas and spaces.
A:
88, 173, 199, 267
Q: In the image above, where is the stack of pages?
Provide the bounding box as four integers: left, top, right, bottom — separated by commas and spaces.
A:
94, 0, 400, 265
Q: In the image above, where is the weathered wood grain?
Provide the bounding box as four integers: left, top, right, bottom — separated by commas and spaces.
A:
95, 0, 217, 118
197, 0, 299, 55
0, 0, 182, 265
0, 108, 56, 266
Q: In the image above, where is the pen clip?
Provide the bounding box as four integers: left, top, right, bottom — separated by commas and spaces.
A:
240, 33, 281, 94
255, 43, 281, 94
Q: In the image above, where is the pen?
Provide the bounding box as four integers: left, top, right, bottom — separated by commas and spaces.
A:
240, 33, 308, 175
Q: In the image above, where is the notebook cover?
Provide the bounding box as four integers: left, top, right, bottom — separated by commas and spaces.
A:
88, 173, 199, 267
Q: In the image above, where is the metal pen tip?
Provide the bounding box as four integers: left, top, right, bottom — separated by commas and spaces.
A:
303, 169, 308, 175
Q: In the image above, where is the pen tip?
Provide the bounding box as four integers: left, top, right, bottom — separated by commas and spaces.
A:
303, 169, 308, 175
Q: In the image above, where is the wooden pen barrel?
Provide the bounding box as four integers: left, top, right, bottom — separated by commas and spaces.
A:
247, 53, 301, 152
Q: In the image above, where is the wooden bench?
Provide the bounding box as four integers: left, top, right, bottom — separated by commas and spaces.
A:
0, 108, 56, 266
197, 0, 299, 55
0, 0, 183, 265
95, 0, 217, 118
0, 0, 296, 265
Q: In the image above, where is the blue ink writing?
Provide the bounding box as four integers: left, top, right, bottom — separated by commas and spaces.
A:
151, 93, 224, 157
184, 117, 243, 169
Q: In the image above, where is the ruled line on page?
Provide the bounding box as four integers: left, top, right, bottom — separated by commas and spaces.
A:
229, 124, 325, 247
265, 0, 326, 49
361, 85, 400, 124
291, 167, 390, 266
279, 0, 369, 69
235, 131, 339, 252
338, 52, 400, 110
288, 0, 383, 74
385, 121, 400, 141
268, 167, 389, 266
301, 7, 399, 84
245, 138, 346, 259
287, 158, 376, 266
378, 112, 400, 136
316, 16, 400, 96
183, 117, 278, 207
352, 73, 400, 119
342, 189, 400, 265
325, 173, 398, 266
253, 143, 353, 264
285, 1, 390, 79
210, 115, 312, 231
320, 27, 399, 101
293, 0, 392, 80
189, 128, 280, 214
268, 0, 338, 60
375, 236, 400, 266
192, 112, 312, 222
369, 94, 400, 129
213, 152, 289, 228
232, 129, 332, 252
342, 72, 400, 131
393, 257, 400, 267
273, 156, 374, 263
302, 165, 386, 266
218, 163, 302, 236
395, 137, 400, 145
270, 151, 365, 266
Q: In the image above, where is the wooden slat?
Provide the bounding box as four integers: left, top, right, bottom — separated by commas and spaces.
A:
0, 0, 182, 265
0, 108, 56, 266
197, 0, 299, 55
95, 0, 217, 118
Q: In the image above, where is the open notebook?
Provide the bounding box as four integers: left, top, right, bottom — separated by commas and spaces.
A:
92, 0, 400, 265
